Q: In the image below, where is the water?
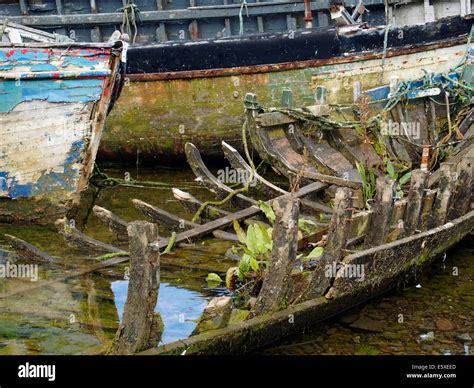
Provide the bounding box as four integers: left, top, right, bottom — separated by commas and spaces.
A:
0, 166, 237, 355
0, 165, 472, 355
112, 281, 209, 344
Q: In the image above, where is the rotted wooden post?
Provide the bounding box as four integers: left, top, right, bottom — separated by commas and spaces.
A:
430, 163, 456, 227
447, 157, 473, 220
304, 187, 353, 300
403, 169, 429, 236
111, 221, 162, 355
419, 189, 436, 231
387, 199, 407, 242
252, 195, 300, 316
364, 177, 396, 248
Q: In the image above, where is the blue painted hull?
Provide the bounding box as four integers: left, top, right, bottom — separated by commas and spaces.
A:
0, 43, 123, 223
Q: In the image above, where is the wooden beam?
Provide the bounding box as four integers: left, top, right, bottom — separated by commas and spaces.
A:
301, 170, 362, 190
172, 188, 230, 220
4, 234, 55, 263
253, 195, 300, 316
5, 2, 344, 26
430, 163, 456, 227
93, 205, 129, 241
364, 178, 396, 248
56, 219, 123, 254
19, 0, 28, 15
111, 222, 162, 354
447, 157, 474, 220
304, 187, 354, 299
185, 142, 257, 208
133, 199, 199, 231
151, 181, 330, 250
90, 0, 98, 13
403, 169, 429, 236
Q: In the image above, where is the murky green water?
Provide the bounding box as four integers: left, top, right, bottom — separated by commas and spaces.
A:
0, 165, 472, 355
0, 166, 236, 355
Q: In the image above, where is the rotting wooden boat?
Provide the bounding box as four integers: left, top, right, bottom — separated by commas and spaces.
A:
135, 49, 473, 354
0, 21, 126, 224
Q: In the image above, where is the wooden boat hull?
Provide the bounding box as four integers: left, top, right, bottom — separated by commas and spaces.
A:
0, 43, 123, 224
140, 210, 474, 355
101, 16, 472, 162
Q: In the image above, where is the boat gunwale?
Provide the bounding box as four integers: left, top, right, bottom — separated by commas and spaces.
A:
127, 35, 469, 81
0, 42, 116, 49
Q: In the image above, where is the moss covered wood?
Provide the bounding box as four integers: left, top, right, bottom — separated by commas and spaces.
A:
111, 221, 162, 354
252, 195, 300, 316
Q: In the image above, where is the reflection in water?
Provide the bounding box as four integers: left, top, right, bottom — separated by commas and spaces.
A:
112, 281, 210, 344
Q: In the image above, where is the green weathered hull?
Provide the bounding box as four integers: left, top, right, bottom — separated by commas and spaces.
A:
101, 42, 466, 162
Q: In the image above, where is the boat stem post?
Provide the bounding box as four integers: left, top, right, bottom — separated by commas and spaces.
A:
252, 194, 300, 316
111, 221, 162, 355
364, 177, 396, 248
304, 187, 353, 300
403, 169, 429, 236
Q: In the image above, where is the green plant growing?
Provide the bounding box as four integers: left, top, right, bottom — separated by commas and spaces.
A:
385, 159, 412, 198
233, 220, 273, 283
356, 161, 376, 208
213, 202, 324, 292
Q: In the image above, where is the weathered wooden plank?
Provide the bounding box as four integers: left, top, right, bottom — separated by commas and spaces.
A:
185, 142, 257, 208
304, 187, 353, 299
403, 169, 429, 236
419, 189, 437, 231
447, 157, 474, 220
151, 181, 329, 250
56, 219, 123, 254
301, 170, 362, 190
172, 188, 230, 220
222, 141, 286, 197
286, 123, 359, 181
133, 199, 199, 231
19, 0, 28, 15
111, 222, 162, 354
430, 163, 456, 227
212, 230, 239, 242
364, 178, 396, 248
429, 143, 474, 187
387, 199, 407, 242
221, 141, 332, 215
4, 234, 55, 263
253, 195, 300, 316
4, 3, 338, 27
93, 205, 129, 241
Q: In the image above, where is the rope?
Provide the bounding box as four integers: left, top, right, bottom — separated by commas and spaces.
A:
190, 118, 257, 223
239, 0, 249, 35
90, 164, 198, 190
380, 0, 391, 83
118, 1, 141, 43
